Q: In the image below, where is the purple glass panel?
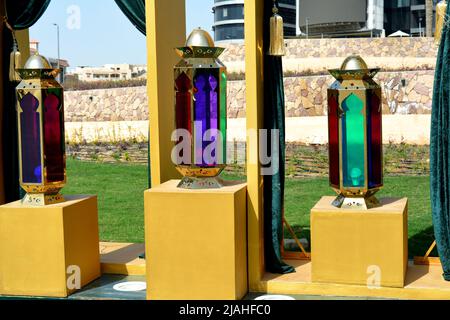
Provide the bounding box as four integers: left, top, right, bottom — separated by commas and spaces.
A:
20, 93, 42, 184
194, 73, 210, 166
44, 93, 65, 182
209, 74, 218, 163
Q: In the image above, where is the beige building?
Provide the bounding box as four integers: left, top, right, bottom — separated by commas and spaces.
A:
71, 64, 147, 82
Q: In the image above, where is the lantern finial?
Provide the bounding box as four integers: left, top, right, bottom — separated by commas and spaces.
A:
24, 52, 52, 70
185, 28, 215, 47
340, 55, 368, 71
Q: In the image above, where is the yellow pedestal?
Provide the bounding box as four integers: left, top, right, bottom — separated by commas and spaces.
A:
311, 196, 408, 288
145, 180, 248, 300
0, 195, 101, 297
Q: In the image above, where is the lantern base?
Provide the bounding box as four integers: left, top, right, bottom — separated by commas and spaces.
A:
331, 194, 380, 210
21, 193, 65, 206
177, 176, 224, 189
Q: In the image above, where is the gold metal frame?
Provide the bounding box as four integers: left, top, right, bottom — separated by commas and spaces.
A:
328, 56, 383, 209
173, 35, 228, 189
16, 67, 66, 205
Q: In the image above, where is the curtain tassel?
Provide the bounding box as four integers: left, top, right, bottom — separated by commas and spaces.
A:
3, 16, 21, 82
436, 0, 448, 45
269, 1, 285, 56
9, 38, 21, 82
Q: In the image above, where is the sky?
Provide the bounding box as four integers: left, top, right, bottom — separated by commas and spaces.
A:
29, 0, 214, 68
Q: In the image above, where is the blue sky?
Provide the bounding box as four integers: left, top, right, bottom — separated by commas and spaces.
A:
30, 0, 214, 68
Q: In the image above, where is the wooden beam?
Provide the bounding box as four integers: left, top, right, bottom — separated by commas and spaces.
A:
145, 0, 186, 186
245, 0, 265, 291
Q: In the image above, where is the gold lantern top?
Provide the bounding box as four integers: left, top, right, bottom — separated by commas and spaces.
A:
17, 52, 60, 80
329, 55, 379, 81
176, 28, 225, 59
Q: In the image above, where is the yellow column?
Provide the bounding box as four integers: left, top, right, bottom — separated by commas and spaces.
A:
244, 0, 265, 290
16, 29, 30, 65
0, 0, 6, 204
145, 0, 186, 186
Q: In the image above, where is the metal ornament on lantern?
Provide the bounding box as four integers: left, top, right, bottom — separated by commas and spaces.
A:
15, 53, 66, 206
173, 29, 227, 189
327, 55, 383, 210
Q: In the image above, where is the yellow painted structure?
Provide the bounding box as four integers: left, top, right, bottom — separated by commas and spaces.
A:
0, 196, 100, 297
311, 196, 408, 288
146, 0, 185, 186
256, 260, 450, 300
144, 180, 248, 300
100, 242, 146, 276
244, 0, 266, 292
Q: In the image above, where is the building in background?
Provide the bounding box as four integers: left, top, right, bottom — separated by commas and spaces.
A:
297, 0, 384, 38
212, 0, 297, 42
213, 0, 440, 40
30, 40, 69, 82
71, 64, 147, 82
384, 0, 439, 37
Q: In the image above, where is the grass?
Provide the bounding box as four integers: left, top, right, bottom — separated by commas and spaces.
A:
64, 158, 436, 258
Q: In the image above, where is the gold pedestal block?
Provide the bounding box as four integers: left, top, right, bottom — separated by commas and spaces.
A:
0, 196, 101, 297
311, 196, 408, 288
145, 180, 248, 300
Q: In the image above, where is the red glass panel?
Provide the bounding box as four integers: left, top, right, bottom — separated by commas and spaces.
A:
328, 90, 340, 187
44, 92, 65, 182
175, 72, 192, 132
367, 89, 383, 188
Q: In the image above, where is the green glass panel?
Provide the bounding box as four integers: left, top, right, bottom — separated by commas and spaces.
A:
341, 93, 365, 188
220, 71, 227, 164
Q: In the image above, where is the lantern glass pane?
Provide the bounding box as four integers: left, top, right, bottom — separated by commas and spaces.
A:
342, 93, 365, 188
44, 92, 65, 182
175, 72, 192, 165
367, 90, 382, 188
219, 71, 227, 164
175, 72, 192, 133
193, 70, 220, 166
20, 93, 42, 184
328, 91, 340, 187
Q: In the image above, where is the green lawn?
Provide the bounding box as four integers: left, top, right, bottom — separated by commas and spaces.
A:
64, 158, 436, 258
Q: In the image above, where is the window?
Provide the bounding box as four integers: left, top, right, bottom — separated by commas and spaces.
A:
214, 5, 244, 21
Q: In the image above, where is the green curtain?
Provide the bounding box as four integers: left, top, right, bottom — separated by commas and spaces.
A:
431, 3, 450, 281
262, 0, 294, 274
1, 0, 50, 202
114, 0, 146, 35
6, 0, 50, 29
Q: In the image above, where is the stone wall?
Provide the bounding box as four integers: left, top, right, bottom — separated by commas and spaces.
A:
64, 69, 434, 122
221, 37, 437, 74
221, 37, 437, 62
64, 37, 437, 122
65, 86, 148, 122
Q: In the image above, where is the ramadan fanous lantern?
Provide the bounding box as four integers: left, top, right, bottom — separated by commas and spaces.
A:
16, 53, 66, 206
173, 28, 227, 189
327, 55, 383, 209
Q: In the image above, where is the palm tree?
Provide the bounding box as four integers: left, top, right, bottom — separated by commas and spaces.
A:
426, 0, 433, 37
